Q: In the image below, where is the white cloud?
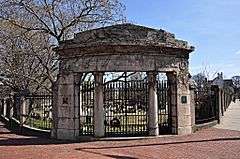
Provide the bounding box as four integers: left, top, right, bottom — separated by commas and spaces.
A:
235, 50, 240, 55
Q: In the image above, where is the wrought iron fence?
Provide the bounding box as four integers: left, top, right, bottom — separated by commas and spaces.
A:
24, 94, 53, 130
195, 87, 217, 124
0, 93, 53, 130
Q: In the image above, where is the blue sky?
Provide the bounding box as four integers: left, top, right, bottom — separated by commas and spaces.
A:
123, 0, 240, 79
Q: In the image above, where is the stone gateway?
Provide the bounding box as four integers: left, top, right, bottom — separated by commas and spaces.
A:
52, 24, 195, 140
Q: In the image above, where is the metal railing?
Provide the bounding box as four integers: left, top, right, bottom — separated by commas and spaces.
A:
195, 86, 217, 124
0, 93, 53, 130
24, 94, 53, 130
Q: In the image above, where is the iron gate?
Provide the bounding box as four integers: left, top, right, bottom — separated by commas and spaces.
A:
79, 75, 172, 137
157, 80, 171, 134
79, 81, 94, 135
104, 80, 149, 136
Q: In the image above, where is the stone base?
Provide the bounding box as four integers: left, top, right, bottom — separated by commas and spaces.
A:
51, 128, 78, 140
177, 126, 192, 135
149, 127, 159, 136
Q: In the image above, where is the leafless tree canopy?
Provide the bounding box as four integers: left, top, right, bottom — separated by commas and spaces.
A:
0, 21, 55, 93
232, 76, 240, 88
0, 0, 126, 44
0, 0, 126, 94
192, 73, 208, 89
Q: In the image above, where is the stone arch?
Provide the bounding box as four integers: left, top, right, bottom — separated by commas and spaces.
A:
52, 24, 195, 140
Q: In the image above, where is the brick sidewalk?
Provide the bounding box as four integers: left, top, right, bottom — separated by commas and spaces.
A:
1, 121, 240, 159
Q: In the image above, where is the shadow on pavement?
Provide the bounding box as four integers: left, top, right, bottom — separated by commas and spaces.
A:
0, 120, 77, 146
75, 137, 240, 151
0, 137, 74, 146
80, 149, 137, 159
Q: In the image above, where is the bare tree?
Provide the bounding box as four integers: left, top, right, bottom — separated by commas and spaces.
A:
0, 0, 126, 92
192, 73, 208, 89
232, 76, 240, 88
0, 0, 125, 44
232, 76, 240, 98
0, 21, 53, 93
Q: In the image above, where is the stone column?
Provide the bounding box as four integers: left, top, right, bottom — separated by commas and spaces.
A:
93, 72, 105, 137
189, 85, 196, 132
219, 88, 223, 120
220, 90, 224, 116
9, 95, 14, 120
20, 97, 26, 125
167, 73, 178, 134
147, 72, 159, 136
167, 71, 193, 135
51, 72, 82, 140
212, 85, 222, 123
0, 100, 2, 116
73, 73, 82, 138
3, 98, 7, 117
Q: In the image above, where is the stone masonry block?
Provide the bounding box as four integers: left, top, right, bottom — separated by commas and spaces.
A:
178, 105, 191, 116
178, 115, 192, 127
57, 129, 75, 140
58, 106, 74, 118
58, 74, 74, 85
58, 95, 74, 107
178, 126, 192, 135
58, 84, 74, 96
57, 117, 75, 129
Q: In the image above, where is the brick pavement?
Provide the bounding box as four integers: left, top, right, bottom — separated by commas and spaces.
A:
1, 120, 240, 159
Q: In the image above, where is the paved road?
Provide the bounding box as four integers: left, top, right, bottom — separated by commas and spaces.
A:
1, 121, 240, 159
215, 99, 240, 131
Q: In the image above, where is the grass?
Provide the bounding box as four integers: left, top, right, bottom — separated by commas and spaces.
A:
25, 118, 52, 130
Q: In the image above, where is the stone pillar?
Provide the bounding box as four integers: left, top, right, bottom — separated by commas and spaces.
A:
3, 98, 7, 117
212, 85, 222, 123
147, 72, 159, 136
9, 95, 14, 120
220, 90, 224, 116
219, 88, 223, 120
167, 71, 193, 135
177, 73, 192, 135
93, 72, 105, 137
51, 72, 82, 140
167, 73, 178, 134
73, 73, 82, 138
223, 92, 226, 111
189, 85, 196, 132
20, 97, 26, 125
